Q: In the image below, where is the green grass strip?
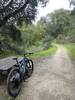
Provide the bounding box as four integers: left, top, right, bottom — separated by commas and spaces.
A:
30, 46, 57, 59
65, 43, 75, 59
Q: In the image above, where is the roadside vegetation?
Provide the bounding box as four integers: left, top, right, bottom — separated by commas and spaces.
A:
65, 43, 75, 59
30, 46, 57, 59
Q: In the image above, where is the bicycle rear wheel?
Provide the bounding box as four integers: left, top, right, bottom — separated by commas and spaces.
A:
26, 59, 34, 78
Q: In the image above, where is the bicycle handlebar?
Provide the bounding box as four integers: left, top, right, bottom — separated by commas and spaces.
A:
12, 52, 33, 62
24, 52, 33, 56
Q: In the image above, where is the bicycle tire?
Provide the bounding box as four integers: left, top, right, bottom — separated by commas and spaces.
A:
7, 67, 21, 97
26, 59, 34, 78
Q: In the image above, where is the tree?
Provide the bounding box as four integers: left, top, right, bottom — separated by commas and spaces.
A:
0, 0, 48, 27
37, 9, 73, 45
46, 9, 71, 37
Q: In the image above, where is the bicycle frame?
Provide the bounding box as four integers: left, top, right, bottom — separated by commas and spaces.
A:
19, 57, 29, 81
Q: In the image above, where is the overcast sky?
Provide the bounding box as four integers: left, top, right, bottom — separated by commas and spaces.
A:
36, 0, 71, 22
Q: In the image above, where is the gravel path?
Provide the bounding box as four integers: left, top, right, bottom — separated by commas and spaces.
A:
0, 46, 75, 100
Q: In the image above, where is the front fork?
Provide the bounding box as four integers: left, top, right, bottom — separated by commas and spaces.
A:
19, 60, 26, 81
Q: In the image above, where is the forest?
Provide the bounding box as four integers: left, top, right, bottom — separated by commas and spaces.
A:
0, 0, 75, 58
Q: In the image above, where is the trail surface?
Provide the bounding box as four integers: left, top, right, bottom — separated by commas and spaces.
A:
0, 46, 75, 100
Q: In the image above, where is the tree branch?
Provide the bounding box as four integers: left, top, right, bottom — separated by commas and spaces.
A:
0, 0, 13, 13
0, 0, 30, 27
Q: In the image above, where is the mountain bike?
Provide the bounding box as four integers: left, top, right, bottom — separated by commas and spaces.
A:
7, 53, 34, 97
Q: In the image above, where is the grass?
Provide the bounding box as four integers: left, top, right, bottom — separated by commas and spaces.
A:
65, 43, 75, 59
0, 51, 16, 59
29, 46, 57, 59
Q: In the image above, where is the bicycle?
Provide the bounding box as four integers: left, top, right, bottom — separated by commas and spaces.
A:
7, 53, 34, 97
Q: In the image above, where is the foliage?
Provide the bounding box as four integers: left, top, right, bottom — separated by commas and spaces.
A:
39, 9, 75, 44
0, 0, 48, 27
30, 46, 57, 58
65, 43, 75, 59
36, 9, 72, 47
0, 0, 49, 56
1, 8, 75, 58
0, 25, 22, 52
19, 9, 75, 50
18, 22, 44, 49
46, 9, 71, 37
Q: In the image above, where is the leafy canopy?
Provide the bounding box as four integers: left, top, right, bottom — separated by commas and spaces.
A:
0, 0, 48, 27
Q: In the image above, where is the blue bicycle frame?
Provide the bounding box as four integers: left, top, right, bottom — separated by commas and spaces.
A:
19, 58, 29, 80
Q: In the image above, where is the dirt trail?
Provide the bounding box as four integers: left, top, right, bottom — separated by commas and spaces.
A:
0, 46, 75, 100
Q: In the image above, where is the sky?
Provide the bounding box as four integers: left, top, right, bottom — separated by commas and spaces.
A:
36, 0, 71, 22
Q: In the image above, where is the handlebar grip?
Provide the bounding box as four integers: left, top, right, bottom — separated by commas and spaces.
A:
29, 53, 33, 55
24, 52, 33, 56
12, 58, 18, 64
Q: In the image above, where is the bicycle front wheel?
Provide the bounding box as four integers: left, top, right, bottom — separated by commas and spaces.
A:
7, 67, 21, 97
